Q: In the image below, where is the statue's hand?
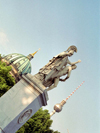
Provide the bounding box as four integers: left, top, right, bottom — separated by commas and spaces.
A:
78, 59, 81, 63
59, 78, 66, 81
59, 76, 69, 81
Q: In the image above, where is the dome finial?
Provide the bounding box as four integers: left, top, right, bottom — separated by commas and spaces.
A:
27, 48, 40, 60
30, 48, 40, 57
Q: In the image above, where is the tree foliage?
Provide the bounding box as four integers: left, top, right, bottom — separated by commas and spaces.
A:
0, 56, 15, 97
16, 108, 60, 133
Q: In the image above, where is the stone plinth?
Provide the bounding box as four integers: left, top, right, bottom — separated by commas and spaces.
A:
0, 74, 48, 133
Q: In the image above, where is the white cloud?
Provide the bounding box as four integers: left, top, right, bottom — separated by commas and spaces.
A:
0, 31, 17, 54
0, 31, 10, 54
0, 32, 9, 45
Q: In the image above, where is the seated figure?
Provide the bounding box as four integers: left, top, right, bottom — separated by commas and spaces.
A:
33, 45, 81, 91
39, 45, 78, 82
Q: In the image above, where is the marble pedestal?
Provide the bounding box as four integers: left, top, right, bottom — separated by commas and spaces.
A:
0, 74, 48, 133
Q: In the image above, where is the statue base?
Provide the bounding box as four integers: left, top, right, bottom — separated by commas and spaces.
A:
0, 74, 48, 133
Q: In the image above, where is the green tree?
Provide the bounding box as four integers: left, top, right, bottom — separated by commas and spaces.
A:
16, 108, 60, 133
0, 59, 15, 97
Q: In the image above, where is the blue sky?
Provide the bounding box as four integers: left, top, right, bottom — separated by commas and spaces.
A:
0, 0, 99, 133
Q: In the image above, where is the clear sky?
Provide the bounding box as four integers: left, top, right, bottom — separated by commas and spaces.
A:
0, 0, 99, 133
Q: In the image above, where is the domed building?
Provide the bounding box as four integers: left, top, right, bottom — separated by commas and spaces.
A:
1, 50, 39, 82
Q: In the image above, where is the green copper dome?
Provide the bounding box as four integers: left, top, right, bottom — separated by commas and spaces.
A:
1, 49, 40, 82
3, 53, 31, 75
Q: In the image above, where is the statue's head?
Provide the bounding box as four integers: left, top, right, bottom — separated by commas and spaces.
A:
68, 50, 74, 57
64, 45, 77, 57
72, 65, 77, 70
66, 45, 77, 52
65, 45, 77, 56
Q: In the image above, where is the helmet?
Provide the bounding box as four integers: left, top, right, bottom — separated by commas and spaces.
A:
66, 45, 77, 53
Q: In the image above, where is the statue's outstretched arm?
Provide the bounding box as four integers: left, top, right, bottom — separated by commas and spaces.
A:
68, 59, 81, 65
